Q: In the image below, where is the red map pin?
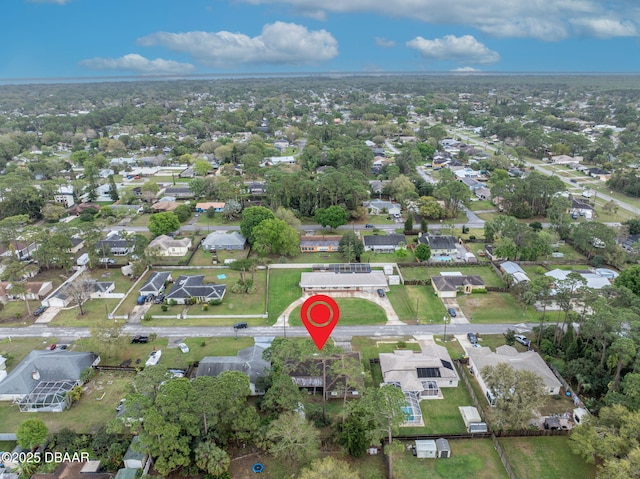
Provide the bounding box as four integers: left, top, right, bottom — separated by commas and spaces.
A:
300, 294, 340, 350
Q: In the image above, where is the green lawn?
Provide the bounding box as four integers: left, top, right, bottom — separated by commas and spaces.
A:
288, 298, 387, 326
457, 293, 537, 324
386, 285, 448, 324
498, 436, 596, 479
394, 439, 509, 479
0, 371, 134, 433
191, 247, 249, 266
267, 268, 304, 322
0, 301, 32, 326
468, 200, 496, 211
50, 299, 121, 326
402, 386, 473, 435
400, 265, 504, 287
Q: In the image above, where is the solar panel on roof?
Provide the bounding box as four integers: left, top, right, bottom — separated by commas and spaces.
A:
441, 359, 453, 370
417, 367, 441, 378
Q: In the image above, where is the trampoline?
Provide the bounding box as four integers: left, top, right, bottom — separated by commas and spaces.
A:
252, 463, 264, 473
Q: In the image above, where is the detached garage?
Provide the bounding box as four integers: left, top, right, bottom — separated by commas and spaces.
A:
415, 440, 437, 459
436, 438, 451, 458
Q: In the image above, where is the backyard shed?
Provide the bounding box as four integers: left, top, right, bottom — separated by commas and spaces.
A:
436, 438, 451, 458
459, 406, 482, 429
415, 440, 437, 459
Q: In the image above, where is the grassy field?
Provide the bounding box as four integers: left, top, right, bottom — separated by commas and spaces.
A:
267, 268, 304, 322
394, 439, 509, 479
457, 293, 538, 324
498, 436, 596, 479
288, 298, 388, 326
51, 299, 121, 326
399, 265, 504, 287
402, 386, 474, 435
387, 285, 448, 324
0, 371, 134, 433
191, 247, 249, 266
467, 200, 496, 211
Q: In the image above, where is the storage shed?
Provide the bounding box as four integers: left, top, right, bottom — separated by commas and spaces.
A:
436, 438, 451, 458
459, 406, 482, 430
415, 440, 437, 459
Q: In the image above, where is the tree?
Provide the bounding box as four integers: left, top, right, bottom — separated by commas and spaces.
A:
140, 181, 160, 202
67, 271, 95, 315
274, 206, 302, 228
16, 418, 49, 450
373, 385, 407, 479
266, 411, 320, 465
330, 355, 365, 421
148, 212, 180, 236
240, 206, 274, 244
404, 214, 413, 232
299, 457, 359, 479
481, 363, 544, 429
260, 372, 304, 416
314, 205, 347, 230
415, 243, 431, 261
338, 231, 364, 262
435, 179, 469, 217
42, 203, 67, 222
616, 265, 640, 297
194, 441, 230, 478
189, 177, 207, 199
173, 204, 192, 223
222, 199, 242, 220
107, 175, 119, 201
607, 337, 636, 391
194, 159, 212, 177
252, 218, 300, 257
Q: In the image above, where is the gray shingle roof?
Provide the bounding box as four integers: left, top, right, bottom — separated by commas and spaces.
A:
165, 275, 226, 301
139, 271, 171, 295
418, 235, 457, 250
363, 234, 406, 247
196, 345, 270, 384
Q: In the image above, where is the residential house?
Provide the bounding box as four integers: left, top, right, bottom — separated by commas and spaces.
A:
474, 187, 492, 200
178, 167, 195, 178
363, 234, 406, 252
53, 185, 75, 208
98, 169, 115, 179
139, 271, 172, 296
96, 231, 134, 256
550, 154, 583, 164
31, 460, 112, 479
570, 198, 594, 219
0, 281, 53, 303
587, 167, 611, 181
0, 239, 38, 260
165, 275, 226, 304
431, 273, 485, 298
288, 353, 364, 400
262, 156, 296, 166
0, 350, 99, 411
163, 186, 193, 198
362, 199, 401, 216
418, 235, 457, 257
545, 268, 612, 291
499, 261, 530, 284
300, 235, 342, 253
68, 236, 85, 254
195, 201, 226, 213
467, 345, 562, 404
196, 342, 271, 395
201, 231, 247, 251
68, 203, 101, 216
379, 343, 459, 399
247, 182, 265, 194
299, 271, 388, 294
150, 201, 179, 212
46, 281, 115, 308
147, 235, 192, 257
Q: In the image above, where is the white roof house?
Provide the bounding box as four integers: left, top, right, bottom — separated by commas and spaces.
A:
468, 345, 562, 404
545, 268, 612, 291
147, 235, 192, 257
499, 261, 530, 284
299, 271, 388, 293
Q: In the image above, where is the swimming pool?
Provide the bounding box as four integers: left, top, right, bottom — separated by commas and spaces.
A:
433, 256, 452, 262
402, 405, 415, 421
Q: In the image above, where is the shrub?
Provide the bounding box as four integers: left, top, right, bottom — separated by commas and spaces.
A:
208, 299, 222, 306
169, 299, 177, 306
143, 312, 152, 321
80, 367, 96, 383
397, 340, 407, 349
469, 235, 476, 240
161, 304, 168, 312
202, 304, 209, 311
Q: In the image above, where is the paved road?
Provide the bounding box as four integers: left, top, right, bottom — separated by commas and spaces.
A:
0, 323, 533, 341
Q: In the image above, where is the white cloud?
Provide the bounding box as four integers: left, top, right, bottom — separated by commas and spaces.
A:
452, 66, 480, 72
237, 0, 639, 41
407, 35, 500, 64
79, 54, 195, 74
570, 17, 638, 37
375, 37, 396, 47
137, 22, 338, 67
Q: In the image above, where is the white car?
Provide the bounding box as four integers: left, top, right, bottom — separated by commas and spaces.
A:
178, 342, 189, 354
145, 349, 162, 366
514, 334, 531, 347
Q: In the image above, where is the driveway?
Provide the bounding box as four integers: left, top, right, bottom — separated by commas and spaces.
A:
34, 307, 62, 324
440, 298, 470, 325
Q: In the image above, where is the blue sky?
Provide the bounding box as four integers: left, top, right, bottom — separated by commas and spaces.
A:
2, 0, 640, 79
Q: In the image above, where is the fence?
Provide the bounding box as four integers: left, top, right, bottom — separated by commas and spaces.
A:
454, 360, 484, 415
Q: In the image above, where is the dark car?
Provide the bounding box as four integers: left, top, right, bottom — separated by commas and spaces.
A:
33, 305, 48, 316
467, 332, 478, 344
131, 335, 149, 344
233, 322, 248, 329
365, 224, 374, 228
154, 294, 165, 304
377, 289, 386, 297
447, 307, 457, 317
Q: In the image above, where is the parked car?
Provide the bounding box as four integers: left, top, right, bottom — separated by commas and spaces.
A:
145, 350, 162, 367
178, 342, 189, 354
136, 295, 146, 305
514, 334, 531, 347
145, 293, 154, 303
131, 335, 149, 344
154, 294, 165, 304
467, 332, 478, 344
377, 289, 386, 298
233, 322, 248, 329
48, 343, 57, 350
447, 307, 457, 317
99, 257, 116, 264
33, 305, 48, 316
365, 223, 374, 228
